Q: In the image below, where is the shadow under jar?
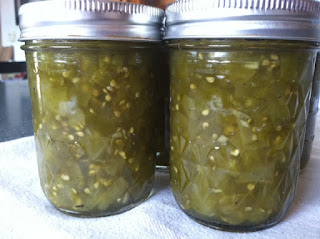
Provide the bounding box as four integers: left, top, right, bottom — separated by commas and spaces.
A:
165, 0, 320, 232
19, 0, 164, 216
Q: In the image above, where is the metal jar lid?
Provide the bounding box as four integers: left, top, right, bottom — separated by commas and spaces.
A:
164, 0, 320, 41
19, 0, 164, 41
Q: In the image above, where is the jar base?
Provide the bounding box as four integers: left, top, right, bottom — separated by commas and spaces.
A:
182, 208, 283, 232
47, 179, 155, 218
50, 192, 152, 218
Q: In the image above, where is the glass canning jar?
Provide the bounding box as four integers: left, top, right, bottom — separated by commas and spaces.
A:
19, 0, 164, 217
165, 0, 320, 231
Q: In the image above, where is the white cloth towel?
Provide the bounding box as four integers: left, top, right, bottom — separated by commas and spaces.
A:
1, 118, 320, 239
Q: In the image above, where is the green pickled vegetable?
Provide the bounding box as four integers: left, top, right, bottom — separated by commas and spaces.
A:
24, 40, 160, 216
169, 39, 317, 230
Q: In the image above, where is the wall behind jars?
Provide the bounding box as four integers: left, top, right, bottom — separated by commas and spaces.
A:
0, 0, 25, 61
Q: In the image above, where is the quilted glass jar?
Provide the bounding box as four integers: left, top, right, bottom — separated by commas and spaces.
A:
165, 0, 320, 231
19, 0, 164, 216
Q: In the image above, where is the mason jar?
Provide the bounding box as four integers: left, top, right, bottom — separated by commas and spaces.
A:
19, 0, 164, 217
300, 53, 320, 170
165, 0, 320, 231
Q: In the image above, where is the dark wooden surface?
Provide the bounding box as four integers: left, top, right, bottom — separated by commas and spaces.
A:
0, 62, 27, 73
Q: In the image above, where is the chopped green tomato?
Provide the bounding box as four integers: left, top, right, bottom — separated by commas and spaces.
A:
24, 40, 160, 216
169, 39, 316, 229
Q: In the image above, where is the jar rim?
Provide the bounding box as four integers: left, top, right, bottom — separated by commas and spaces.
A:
19, 0, 164, 42
164, 0, 320, 42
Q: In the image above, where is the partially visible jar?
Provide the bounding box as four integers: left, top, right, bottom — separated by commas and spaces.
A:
115, 0, 172, 172
300, 53, 320, 170
109, 0, 172, 171
165, 0, 320, 231
155, 43, 170, 171
19, 0, 164, 216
